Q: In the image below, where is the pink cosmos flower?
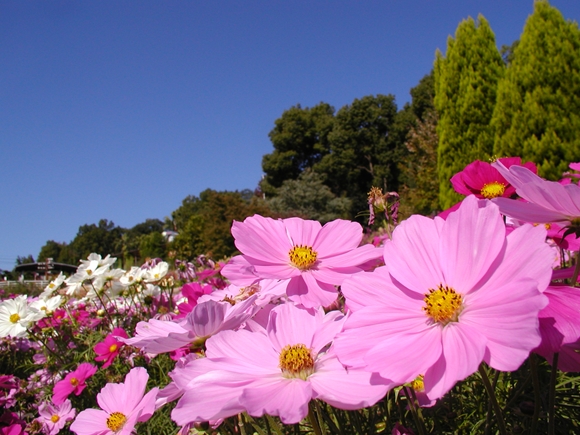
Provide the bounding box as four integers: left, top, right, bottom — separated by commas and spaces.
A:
534, 285, 580, 372
334, 195, 553, 400
38, 399, 76, 435
70, 367, 158, 435
492, 160, 580, 226
94, 328, 128, 368
123, 297, 257, 355
170, 302, 389, 425
222, 215, 382, 308
52, 363, 97, 405
451, 157, 536, 200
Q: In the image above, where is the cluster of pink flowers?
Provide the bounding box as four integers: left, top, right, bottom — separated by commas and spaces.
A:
2, 156, 580, 434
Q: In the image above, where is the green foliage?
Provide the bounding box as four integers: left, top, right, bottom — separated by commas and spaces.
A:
69, 219, 124, 263
171, 189, 274, 260
434, 15, 505, 209
139, 232, 166, 260
316, 94, 403, 217
267, 169, 352, 223
399, 110, 440, 217
492, 0, 580, 180
261, 102, 335, 197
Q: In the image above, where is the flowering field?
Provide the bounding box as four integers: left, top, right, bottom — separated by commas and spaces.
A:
3, 157, 580, 435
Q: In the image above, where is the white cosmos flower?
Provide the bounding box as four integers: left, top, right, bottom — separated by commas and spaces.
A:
120, 267, 146, 286
93, 268, 127, 297
30, 295, 63, 316
143, 262, 169, 283
0, 295, 42, 338
82, 253, 117, 268
40, 272, 66, 299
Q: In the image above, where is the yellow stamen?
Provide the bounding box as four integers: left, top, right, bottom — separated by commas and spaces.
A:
423, 284, 463, 325
50, 415, 60, 423
480, 181, 506, 199
70, 377, 79, 386
289, 245, 318, 270
279, 343, 315, 380
411, 375, 424, 392
106, 412, 127, 432
109, 344, 118, 353
9, 313, 20, 323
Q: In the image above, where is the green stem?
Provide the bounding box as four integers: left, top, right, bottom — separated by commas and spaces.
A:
405, 387, 427, 435
308, 401, 324, 435
237, 413, 247, 435
530, 354, 541, 435
548, 353, 559, 435
478, 363, 508, 435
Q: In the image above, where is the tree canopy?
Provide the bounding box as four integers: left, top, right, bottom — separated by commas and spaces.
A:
261, 103, 335, 197
492, 0, 580, 179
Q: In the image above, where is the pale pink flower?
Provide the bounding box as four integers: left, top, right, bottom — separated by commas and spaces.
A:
123, 297, 257, 355
222, 215, 382, 308
170, 302, 389, 425
534, 285, 580, 372
492, 160, 580, 226
334, 195, 552, 400
52, 363, 97, 405
70, 367, 158, 435
38, 399, 76, 435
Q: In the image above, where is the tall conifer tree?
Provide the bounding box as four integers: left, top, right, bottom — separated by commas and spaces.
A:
434, 15, 505, 209
492, 1, 580, 179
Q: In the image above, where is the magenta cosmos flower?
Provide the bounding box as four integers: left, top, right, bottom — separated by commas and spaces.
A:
52, 363, 97, 405
492, 160, 580, 226
94, 328, 128, 369
70, 367, 158, 435
334, 195, 553, 400
222, 215, 382, 308
170, 302, 389, 425
451, 157, 537, 200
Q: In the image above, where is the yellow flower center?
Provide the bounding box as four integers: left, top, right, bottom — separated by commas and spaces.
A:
289, 245, 318, 270
49, 283, 56, 289
480, 181, 506, 199
70, 377, 79, 386
106, 412, 127, 432
279, 343, 315, 380
423, 284, 463, 325
50, 415, 60, 423
154, 273, 160, 279
411, 375, 424, 392
87, 269, 93, 276
9, 313, 20, 323
109, 344, 118, 353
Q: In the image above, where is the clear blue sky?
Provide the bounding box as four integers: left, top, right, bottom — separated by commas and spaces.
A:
2, 0, 580, 270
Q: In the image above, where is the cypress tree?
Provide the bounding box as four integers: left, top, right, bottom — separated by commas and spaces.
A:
434, 15, 505, 209
492, 0, 580, 180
